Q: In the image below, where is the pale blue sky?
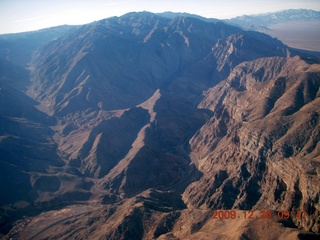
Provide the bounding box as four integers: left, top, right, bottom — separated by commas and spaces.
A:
0, 0, 319, 34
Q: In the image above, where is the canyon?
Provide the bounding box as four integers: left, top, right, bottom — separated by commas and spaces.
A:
0, 11, 319, 239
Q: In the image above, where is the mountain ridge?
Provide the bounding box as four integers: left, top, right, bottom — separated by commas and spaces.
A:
225, 9, 320, 52
226, 9, 320, 29
0, 11, 319, 239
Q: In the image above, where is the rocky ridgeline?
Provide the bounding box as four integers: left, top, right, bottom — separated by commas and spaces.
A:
0, 11, 319, 238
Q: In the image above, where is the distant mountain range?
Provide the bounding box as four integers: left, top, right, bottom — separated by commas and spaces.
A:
226, 9, 320, 29
0, 10, 319, 239
158, 9, 320, 30
159, 9, 320, 51
226, 9, 320, 51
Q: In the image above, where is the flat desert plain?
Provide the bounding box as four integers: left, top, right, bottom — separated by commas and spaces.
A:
261, 21, 320, 52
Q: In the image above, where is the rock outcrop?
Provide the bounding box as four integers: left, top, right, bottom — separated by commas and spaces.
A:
184, 56, 320, 233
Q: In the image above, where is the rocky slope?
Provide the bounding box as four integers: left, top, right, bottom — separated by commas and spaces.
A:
0, 11, 319, 239
183, 56, 320, 233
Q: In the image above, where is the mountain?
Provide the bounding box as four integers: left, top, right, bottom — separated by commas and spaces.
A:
184, 56, 320, 227
0, 25, 80, 67
0, 11, 319, 239
29, 12, 288, 116
160, 9, 320, 52
226, 9, 320, 52
226, 9, 320, 30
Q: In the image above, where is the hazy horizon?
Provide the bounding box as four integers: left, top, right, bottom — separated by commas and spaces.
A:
1, 0, 319, 34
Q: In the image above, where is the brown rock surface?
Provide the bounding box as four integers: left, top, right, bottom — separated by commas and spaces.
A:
183, 56, 320, 233
1, 12, 319, 239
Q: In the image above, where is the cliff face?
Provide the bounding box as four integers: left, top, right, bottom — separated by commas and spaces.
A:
184, 56, 320, 233
1, 12, 319, 239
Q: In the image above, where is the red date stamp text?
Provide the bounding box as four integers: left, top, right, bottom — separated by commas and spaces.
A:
212, 210, 307, 220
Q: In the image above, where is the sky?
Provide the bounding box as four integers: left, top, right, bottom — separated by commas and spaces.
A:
0, 0, 319, 34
